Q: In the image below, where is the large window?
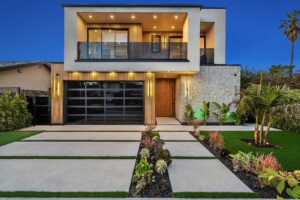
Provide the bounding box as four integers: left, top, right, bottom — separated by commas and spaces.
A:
88, 28, 128, 59
65, 81, 144, 124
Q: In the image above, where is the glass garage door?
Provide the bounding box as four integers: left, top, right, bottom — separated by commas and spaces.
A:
65, 81, 144, 124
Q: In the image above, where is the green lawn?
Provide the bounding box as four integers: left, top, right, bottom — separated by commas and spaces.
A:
218, 131, 300, 171
0, 131, 41, 147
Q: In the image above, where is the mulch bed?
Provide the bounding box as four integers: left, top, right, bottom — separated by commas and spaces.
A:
240, 138, 279, 149
128, 133, 172, 197
189, 131, 287, 198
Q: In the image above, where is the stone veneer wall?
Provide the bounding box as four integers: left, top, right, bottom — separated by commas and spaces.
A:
175, 65, 240, 123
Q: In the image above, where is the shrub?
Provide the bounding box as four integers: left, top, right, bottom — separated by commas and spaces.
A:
155, 148, 172, 166
254, 153, 282, 174
200, 101, 210, 125
140, 148, 150, 160
133, 159, 154, 187
208, 131, 224, 151
259, 168, 300, 199
195, 131, 206, 141
183, 104, 194, 125
192, 119, 201, 132
0, 93, 32, 131
212, 102, 230, 125
230, 151, 256, 172
142, 136, 155, 149
155, 159, 167, 175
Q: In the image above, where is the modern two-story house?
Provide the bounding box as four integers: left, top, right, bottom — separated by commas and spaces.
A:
51, 4, 240, 125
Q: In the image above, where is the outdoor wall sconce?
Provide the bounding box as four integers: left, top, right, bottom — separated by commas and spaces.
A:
184, 78, 190, 99
55, 73, 60, 97
147, 72, 153, 97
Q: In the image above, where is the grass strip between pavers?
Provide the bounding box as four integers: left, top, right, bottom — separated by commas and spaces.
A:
20, 140, 140, 142
163, 140, 198, 142
0, 191, 128, 198
172, 156, 216, 159
171, 192, 259, 198
0, 156, 136, 159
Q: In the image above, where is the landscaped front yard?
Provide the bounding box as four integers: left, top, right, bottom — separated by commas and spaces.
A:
219, 131, 300, 171
0, 131, 41, 147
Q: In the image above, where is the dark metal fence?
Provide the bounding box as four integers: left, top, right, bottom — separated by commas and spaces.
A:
77, 42, 188, 60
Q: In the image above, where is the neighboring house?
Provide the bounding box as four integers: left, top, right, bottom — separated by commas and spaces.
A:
50, 4, 240, 125
0, 61, 51, 96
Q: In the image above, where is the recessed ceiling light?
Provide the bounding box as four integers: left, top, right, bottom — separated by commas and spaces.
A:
94, 30, 97, 32
131, 15, 135, 19
153, 26, 157, 29
89, 15, 93, 19
153, 15, 157, 19
171, 26, 175, 29
174, 15, 178, 19
110, 15, 114, 19
109, 29, 112, 32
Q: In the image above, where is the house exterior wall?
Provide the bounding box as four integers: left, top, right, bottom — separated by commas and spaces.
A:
64, 6, 200, 72
200, 8, 226, 64
0, 65, 51, 92
175, 65, 240, 122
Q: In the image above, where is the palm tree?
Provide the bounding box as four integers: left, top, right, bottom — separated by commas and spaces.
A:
212, 102, 230, 125
279, 10, 300, 66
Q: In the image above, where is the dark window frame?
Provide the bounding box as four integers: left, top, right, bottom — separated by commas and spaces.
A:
151, 35, 161, 53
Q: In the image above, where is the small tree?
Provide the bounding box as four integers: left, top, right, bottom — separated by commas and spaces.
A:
0, 93, 32, 131
279, 10, 300, 66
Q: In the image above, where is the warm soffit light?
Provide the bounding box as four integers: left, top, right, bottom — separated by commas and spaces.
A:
110, 15, 114, 19
89, 15, 93, 19
171, 26, 175, 30
131, 15, 135, 19
153, 15, 157, 19
174, 15, 178, 19
94, 30, 97, 32
153, 26, 157, 29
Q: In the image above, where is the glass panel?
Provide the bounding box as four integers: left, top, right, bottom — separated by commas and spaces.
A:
36, 97, 49, 105
125, 90, 143, 98
67, 81, 85, 89
105, 82, 124, 89
152, 35, 161, 53
115, 30, 128, 59
126, 99, 143, 106
68, 116, 85, 123
102, 30, 115, 59
88, 29, 102, 59
87, 108, 104, 114
125, 107, 143, 115
106, 107, 123, 115
68, 90, 85, 97
169, 37, 183, 59
87, 91, 104, 98
68, 107, 85, 114
106, 90, 123, 98
68, 99, 85, 106
106, 99, 123, 106
125, 82, 143, 89
87, 99, 104, 106
86, 81, 104, 89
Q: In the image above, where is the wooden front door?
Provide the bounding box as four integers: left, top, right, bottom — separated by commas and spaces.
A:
155, 79, 175, 117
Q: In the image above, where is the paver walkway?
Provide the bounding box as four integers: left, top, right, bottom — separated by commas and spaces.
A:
0, 131, 139, 193
23, 131, 141, 141
160, 131, 197, 141
0, 159, 135, 192
162, 131, 253, 194
0, 141, 139, 157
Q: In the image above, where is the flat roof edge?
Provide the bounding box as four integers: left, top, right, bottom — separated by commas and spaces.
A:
61, 4, 203, 8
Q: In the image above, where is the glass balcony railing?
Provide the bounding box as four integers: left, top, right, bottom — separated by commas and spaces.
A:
200, 48, 214, 64
77, 42, 188, 61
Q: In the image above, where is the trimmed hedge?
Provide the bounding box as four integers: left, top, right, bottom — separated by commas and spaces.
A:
0, 93, 32, 131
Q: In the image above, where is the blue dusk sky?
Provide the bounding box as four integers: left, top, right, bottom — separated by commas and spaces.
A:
0, 0, 299, 70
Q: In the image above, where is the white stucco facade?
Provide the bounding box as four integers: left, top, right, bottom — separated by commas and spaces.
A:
64, 6, 227, 72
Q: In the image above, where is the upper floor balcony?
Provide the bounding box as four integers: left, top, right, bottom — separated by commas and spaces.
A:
75, 12, 189, 62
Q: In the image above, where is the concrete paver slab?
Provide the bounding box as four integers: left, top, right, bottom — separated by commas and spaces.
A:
169, 159, 252, 192
0, 159, 135, 192
0, 142, 139, 157
23, 132, 141, 141
164, 142, 214, 157
156, 117, 181, 125
159, 132, 196, 141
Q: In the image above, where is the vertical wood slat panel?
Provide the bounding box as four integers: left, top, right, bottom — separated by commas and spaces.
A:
51, 64, 155, 124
